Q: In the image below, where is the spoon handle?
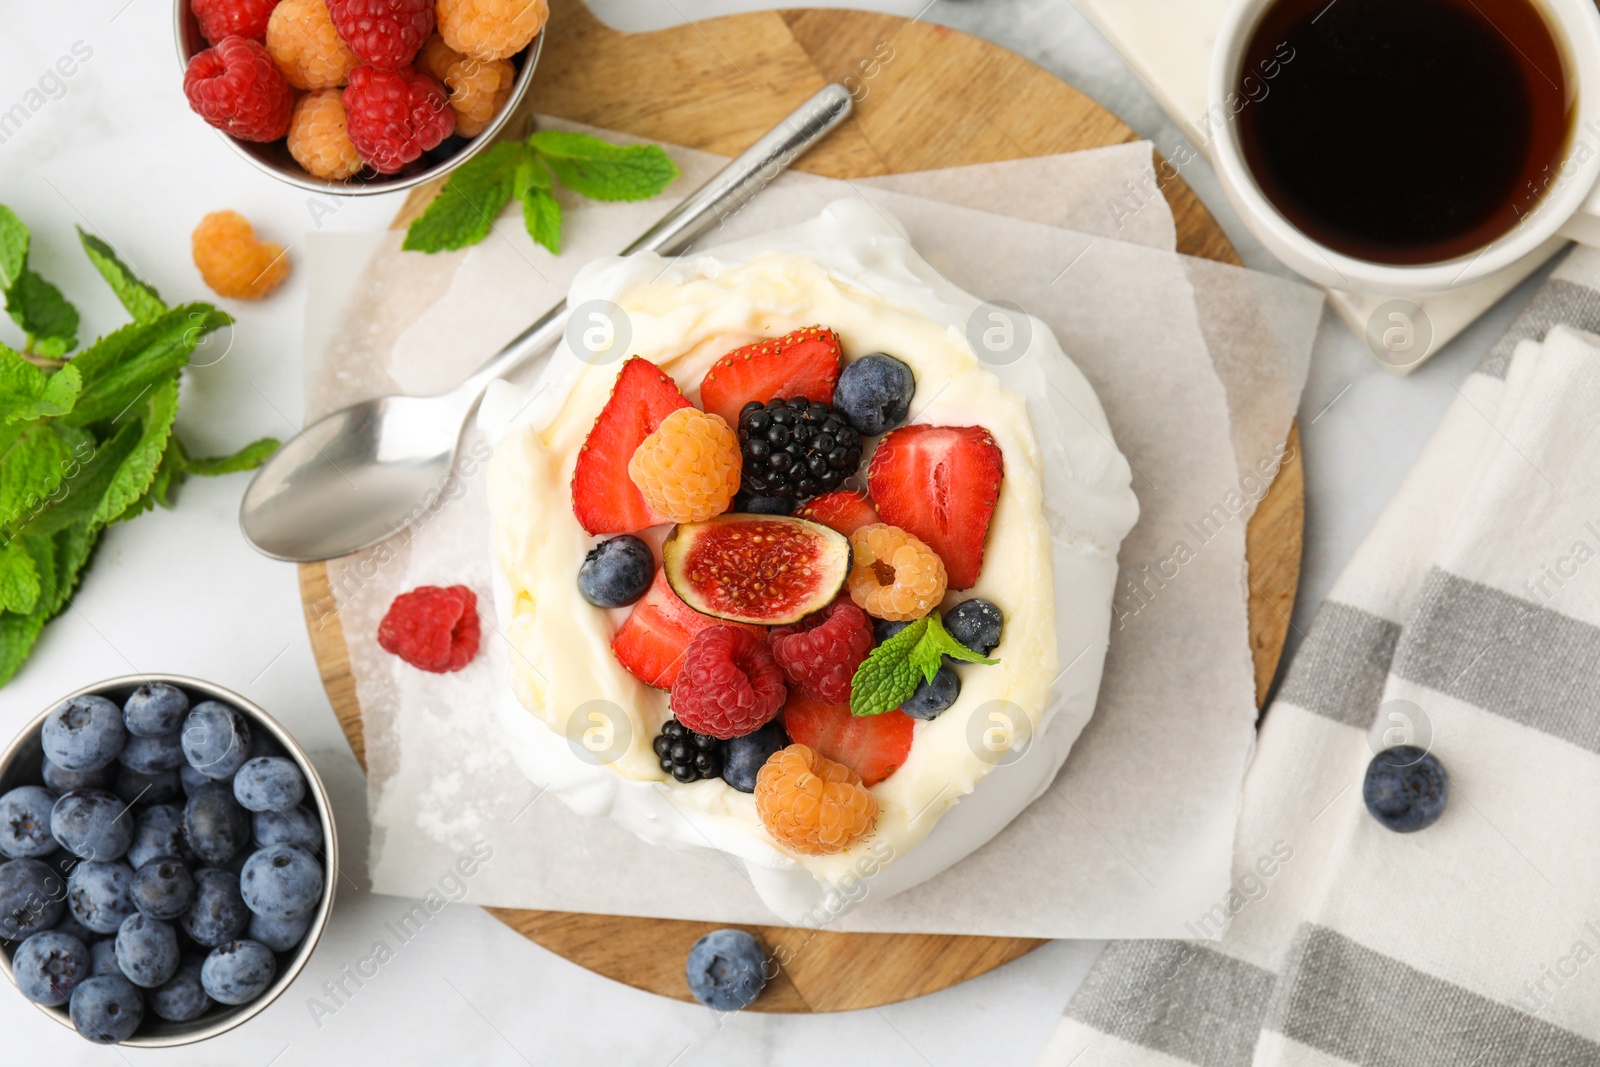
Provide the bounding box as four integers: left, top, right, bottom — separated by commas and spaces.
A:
458, 83, 854, 397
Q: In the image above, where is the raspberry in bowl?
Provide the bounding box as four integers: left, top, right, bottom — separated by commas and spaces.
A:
173, 0, 544, 194
0, 675, 337, 1046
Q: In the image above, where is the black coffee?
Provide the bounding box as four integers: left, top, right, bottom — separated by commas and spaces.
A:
1237, 0, 1573, 265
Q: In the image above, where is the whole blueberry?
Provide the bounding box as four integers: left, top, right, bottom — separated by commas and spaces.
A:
114, 765, 183, 809
69, 974, 144, 1044
127, 804, 193, 870
42, 695, 126, 773
51, 789, 132, 862
233, 757, 306, 813
118, 730, 186, 775
685, 928, 767, 1011
578, 535, 656, 608
179, 763, 209, 797
149, 956, 212, 1022
248, 910, 311, 953
201, 939, 277, 1005
131, 857, 196, 921
181, 868, 250, 947
42, 758, 114, 794
123, 682, 190, 738
722, 722, 790, 794
12, 929, 90, 1005
115, 912, 180, 988
1363, 746, 1449, 832
902, 666, 961, 720
0, 785, 60, 858
240, 846, 324, 922
89, 937, 122, 977
184, 781, 250, 865
66, 861, 136, 935
0, 857, 65, 939
944, 598, 1004, 656
253, 805, 322, 853
833, 353, 915, 436
181, 701, 252, 780
873, 617, 911, 644
731, 491, 794, 516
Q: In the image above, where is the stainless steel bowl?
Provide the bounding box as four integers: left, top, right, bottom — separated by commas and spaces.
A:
172, 3, 543, 196
0, 674, 339, 1047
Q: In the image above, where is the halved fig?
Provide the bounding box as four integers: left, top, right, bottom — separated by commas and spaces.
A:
662, 515, 851, 626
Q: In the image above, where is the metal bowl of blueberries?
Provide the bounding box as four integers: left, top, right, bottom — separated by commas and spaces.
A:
0, 675, 337, 1046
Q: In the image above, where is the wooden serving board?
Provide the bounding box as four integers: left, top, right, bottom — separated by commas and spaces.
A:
298, 0, 1305, 1012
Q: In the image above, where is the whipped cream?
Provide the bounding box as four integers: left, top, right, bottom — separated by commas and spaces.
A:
480, 201, 1138, 923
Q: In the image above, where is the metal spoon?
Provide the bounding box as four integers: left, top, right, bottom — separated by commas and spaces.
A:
241, 84, 854, 563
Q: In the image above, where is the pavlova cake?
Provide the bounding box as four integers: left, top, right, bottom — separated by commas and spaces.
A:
482, 200, 1139, 924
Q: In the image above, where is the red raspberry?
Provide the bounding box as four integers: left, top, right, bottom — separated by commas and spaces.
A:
342, 65, 455, 173
326, 0, 435, 69
769, 600, 874, 706
670, 627, 787, 740
184, 36, 293, 142
191, 0, 281, 44
378, 585, 481, 673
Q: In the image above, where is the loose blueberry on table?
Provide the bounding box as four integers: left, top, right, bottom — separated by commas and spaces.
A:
1363, 746, 1449, 832
684, 928, 768, 1011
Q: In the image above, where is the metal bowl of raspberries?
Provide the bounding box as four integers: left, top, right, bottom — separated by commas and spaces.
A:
0, 675, 338, 1046
173, 0, 546, 196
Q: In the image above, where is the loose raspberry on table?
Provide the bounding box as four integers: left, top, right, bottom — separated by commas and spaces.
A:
265, 0, 358, 90
377, 585, 481, 673
417, 34, 516, 137
769, 600, 874, 706
183, 36, 293, 143
192, 0, 281, 44
191, 210, 290, 300
670, 626, 786, 740
846, 523, 948, 622
436, 0, 549, 61
287, 89, 363, 180
755, 744, 877, 855
628, 408, 742, 525
342, 64, 455, 173
326, 0, 434, 68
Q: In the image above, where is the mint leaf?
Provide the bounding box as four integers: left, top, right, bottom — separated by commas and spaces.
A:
0, 346, 80, 422
0, 422, 79, 534
44, 521, 97, 614
851, 617, 931, 717
0, 606, 46, 687
0, 206, 27, 292
522, 186, 562, 254
184, 436, 278, 476
403, 142, 528, 253
78, 228, 165, 323
913, 613, 998, 673
64, 304, 220, 426
7, 269, 79, 357
19, 420, 138, 536
0, 540, 40, 614
93, 377, 179, 526
528, 132, 679, 202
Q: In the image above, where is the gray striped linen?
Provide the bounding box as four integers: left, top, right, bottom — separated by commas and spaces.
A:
1038, 246, 1600, 1066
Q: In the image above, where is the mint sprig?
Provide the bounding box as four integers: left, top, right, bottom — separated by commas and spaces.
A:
850, 613, 998, 717
0, 206, 281, 687
402, 131, 679, 256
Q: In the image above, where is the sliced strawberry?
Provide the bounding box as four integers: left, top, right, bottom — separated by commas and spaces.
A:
867, 425, 1004, 590
699, 325, 843, 424
572, 357, 693, 535
782, 693, 914, 786
794, 490, 879, 537
611, 569, 761, 689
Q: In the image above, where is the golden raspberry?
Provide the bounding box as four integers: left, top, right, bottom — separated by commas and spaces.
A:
436, 0, 549, 61
628, 408, 741, 524
191, 211, 290, 301
266, 0, 358, 90
417, 35, 516, 137
847, 523, 948, 621
287, 89, 363, 180
755, 745, 878, 855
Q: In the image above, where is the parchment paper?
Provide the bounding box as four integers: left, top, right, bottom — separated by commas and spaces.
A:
304, 120, 1322, 938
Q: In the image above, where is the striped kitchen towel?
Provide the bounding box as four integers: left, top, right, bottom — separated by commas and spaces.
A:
1037, 247, 1600, 1067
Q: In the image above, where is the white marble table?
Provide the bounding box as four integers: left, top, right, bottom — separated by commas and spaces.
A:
0, 1, 1550, 1063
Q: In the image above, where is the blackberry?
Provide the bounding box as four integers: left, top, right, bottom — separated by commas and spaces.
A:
653, 719, 724, 783
737, 397, 862, 501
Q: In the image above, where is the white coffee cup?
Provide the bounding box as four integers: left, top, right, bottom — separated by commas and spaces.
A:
1209, 0, 1600, 294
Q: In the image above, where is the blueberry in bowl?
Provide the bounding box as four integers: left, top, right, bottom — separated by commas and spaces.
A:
0, 674, 336, 1046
